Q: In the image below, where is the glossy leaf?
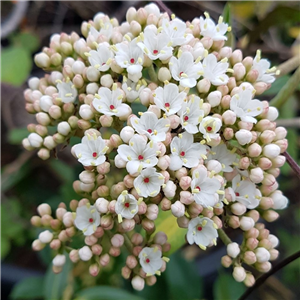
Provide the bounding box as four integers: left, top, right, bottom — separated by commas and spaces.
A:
154, 210, 186, 255
213, 270, 245, 300
165, 251, 203, 300
1, 47, 32, 86
75, 286, 146, 300
8, 127, 29, 145
43, 256, 72, 300
10, 277, 44, 300
10, 32, 40, 53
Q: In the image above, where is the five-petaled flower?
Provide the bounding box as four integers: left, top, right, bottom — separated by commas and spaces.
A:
138, 246, 164, 276
115, 191, 139, 223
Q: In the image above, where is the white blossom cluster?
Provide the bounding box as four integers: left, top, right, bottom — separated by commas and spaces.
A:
26, 3, 288, 290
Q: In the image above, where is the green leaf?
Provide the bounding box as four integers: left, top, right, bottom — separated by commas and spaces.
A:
10, 32, 40, 53
8, 127, 29, 145
154, 210, 186, 255
263, 75, 290, 96
1, 46, 32, 86
222, 2, 232, 25
213, 270, 246, 300
43, 256, 72, 300
165, 251, 203, 300
75, 286, 146, 300
1, 234, 10, 259
49, 160, 75, 183
10, 276, 44, 300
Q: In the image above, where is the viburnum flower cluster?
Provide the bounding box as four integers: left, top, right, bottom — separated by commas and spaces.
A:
25, 3, 288, 290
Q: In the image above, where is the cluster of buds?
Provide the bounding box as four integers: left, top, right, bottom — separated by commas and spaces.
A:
25, 3, 288, 290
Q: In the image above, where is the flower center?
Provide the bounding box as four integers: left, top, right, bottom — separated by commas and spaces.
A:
184, 116, 189, 121
207, 126, 212, 131
145, 258, 150, 263
130, 58, 135, 64
153, 49, 158, 54
110, 105, 115, 110
138, 155, 144, 161
197, 226, 202, 231
147, 129, 152, 134
179, 71, 183, 76
89, 218, 94, 223
102, 62, 106, 66
92, 152, 97, 158
165, 103, 170, 108
235, 192, 240, 196
196, 186, 201, 191
180, 151, 185, 157
144, 177, 150, 183
124, 202, 130, 208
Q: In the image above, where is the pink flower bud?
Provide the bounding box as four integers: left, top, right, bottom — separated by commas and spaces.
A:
32, 239, 45, 251
171, 201, 185, 218
258, 157, 272, 170
52, 254, 66, 267
88, 264, 99, 277
249, 167, 264, 184
99, 253, 110, 266
270, 191, 288, 210
230, 49, 243, 65
269, 249, 279, 261
145, 204, 159, 220
255, 247, 270, 263
161, 197, 171, 211
91, 244, 103, 256
78, 246, 93, 261
233, 63, 246, 80
95, 198, 109, 213
197, 78, 211, 94
248, 143, 262, 157
206, 159, 222, 173
253, 82, 270, 95
222, 110, 236, 125
246, 238, 259, 250
255, 261, 272, 273
223, 128, 234, 140
188, 202, 203, 218
231, 202, 246, 215
121, 266, 132, 279
180, 191, 194, 205
227, 242, 240, 258
126, 255, 138, 269
120, 218, 135, 231
221, 255, 232, 268
120, 126, 135, 143
35, 52, 50, 68
233, 266, 246, 282
138, 201, 147, 214
62, 212, 74, 227
243, 251, 257, 265
69, 249, 79, 263
228, 215, 240, 229
235, 129, 252, 145
157, 155, 170, 170
141, 218, 155, 233
100, 214, 114, 229
131, 233, 143, 245
37, 203, 51, 216
240, 216, 255, 231
179, 176, 192, 191
162, 180, 176, 198
50, 239, 61, 250
132, 275, 145, 291
39, 230, 53, 244
207, 90, 222, 107
110, 234, 124, 248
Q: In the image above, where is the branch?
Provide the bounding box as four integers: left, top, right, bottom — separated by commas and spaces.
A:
155, 1, 172, 16
238, 250, 300, 300
283, 151, 300, 180
277, 55, 300, 77
275, 118, 300, 128
269, 66, 300, 109
217, 228, 232, 246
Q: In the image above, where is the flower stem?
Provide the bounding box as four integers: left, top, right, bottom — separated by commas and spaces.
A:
123, 232, 134, 253
269, 66, 300, 109
148, 64, 158, 83
217, 228, 232, 246
155, 1, 172, 16
283, 151, 300, 180
238, 250, 300, 300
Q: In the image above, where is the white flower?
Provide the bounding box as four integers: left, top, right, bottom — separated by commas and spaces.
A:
115, 191, 139, 222
191, 167, 221, 208
89, 21, 113, 41
144, 3, 160, 18
199, 13, 229, 41
52, 254, 66, 267
179, 94, 204, 134
122, 77, 145, 103
153, 83, 187, 116
169, 51, 203, 87
131, 112, 170, 142
199, 116, 222, 142
72, 132, 108, 166
230, 88, 263, 124
230, 174, 259, 209
202, 54, 229, 86
114, 38, 144, 82
138, 246, 163, 275
206, 143, 237, 172
74, 204, 101, 236
134, 167, 164, 198
252, 50, 276, 84
138, 26, 173, 61
78, 245, 93, 261
161, 18, 193, 46
186, 217, 218, 249
93, 85, 131, 117
117, 134, 158, 174
88, 42, 114, 72
56, 81, 77, 103
169, 132, 208, 171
